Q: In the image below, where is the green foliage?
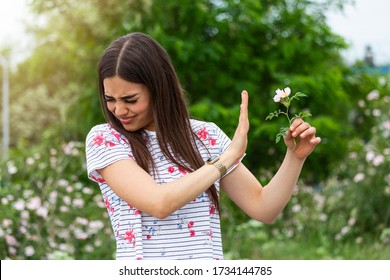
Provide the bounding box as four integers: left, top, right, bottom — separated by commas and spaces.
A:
2, 0, 389, 260
0, 140, 114, 259
221, 78, 390, 259
7, 0, 355, 182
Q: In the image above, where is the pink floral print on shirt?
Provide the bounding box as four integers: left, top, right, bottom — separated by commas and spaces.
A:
92, 132, 117, 148
197, 127, 209, 140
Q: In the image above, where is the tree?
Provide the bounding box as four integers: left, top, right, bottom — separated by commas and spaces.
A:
12, 0, 357, 181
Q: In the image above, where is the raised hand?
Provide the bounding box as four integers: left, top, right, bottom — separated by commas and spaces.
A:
227, 90, 250, 162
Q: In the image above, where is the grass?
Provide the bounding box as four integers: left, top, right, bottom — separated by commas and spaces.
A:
225, 238, 390, 260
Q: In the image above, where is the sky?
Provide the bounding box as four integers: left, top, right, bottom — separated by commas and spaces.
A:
0, 0, 390, 66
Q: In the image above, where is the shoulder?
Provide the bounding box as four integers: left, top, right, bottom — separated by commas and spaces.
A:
86, 123, 129, 147
87, 123, 117, 136
190, 119, 219, 132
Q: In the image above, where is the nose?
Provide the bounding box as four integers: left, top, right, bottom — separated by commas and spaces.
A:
115, 102, 129, 116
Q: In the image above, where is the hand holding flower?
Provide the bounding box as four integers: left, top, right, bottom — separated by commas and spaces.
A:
266, 87, 312, 143
266, 87, 321, 158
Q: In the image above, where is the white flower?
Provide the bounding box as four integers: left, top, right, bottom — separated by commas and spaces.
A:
367, 90, 379, 101
7, 161, 17, 174
36, 207, 49, 219
366, 151, 375, 162
292, 204, 301, 213
372, 109, 381, 117
372, 154, 384, 166
72, 198, 84, 208
24, 246, 35, 257
5, 234, 18, 246
273, 87, 291, 102
2, 219, 13, 227
26, 197, 41, 210
13, 199, 25, 211
353, 172, 365, 182
25, 157, 35, 165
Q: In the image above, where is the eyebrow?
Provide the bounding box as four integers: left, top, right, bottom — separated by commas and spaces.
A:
104, 93, 138, 100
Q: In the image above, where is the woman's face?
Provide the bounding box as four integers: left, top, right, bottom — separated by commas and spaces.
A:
103, 76, 155, 131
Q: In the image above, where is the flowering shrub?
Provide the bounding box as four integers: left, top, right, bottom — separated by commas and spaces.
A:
0, 141, 114, 259
222, 85, 390, 259
1, 85, 388, 259
266, 87, 312, 143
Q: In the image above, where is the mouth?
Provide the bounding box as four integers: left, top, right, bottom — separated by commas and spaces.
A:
118, 116, 135, 125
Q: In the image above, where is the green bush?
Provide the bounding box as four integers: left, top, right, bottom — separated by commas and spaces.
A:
0, 141, 114, 259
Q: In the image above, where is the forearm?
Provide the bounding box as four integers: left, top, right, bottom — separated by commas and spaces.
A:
158, 150, 238, 218
261, 149, 306, 221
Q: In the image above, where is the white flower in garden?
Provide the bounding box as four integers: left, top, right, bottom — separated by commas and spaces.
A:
75, 217, 88, 225
24, 245, 35, 257
1, 197, 9, 205
25, 157, 35, 165
348, 217, 356, 226
58, 229, 70, 239
5, 234, 18, 246
82, 187, 93, 195
353, 172, 365, 182
292, 204, 301, 213
2, 219, 13, 227
372, 109, 381, 117
383, 121, 390, 131
63, 196, 71, 205
89, 220, 104, 234
73, 198, 84, 208
13, 199, 26, 211
48, 191, 58, 204
74, 229, 88, 240
19, 226, 28, 234
372, 154, 384, 166
8, 247, 17, 256
36, 207, 49, 219
84, 245, 94, 253
365, 151, 375, 162
26, 197, 41, 210
318, 213, 328, 222
57, 179, 69, 187
273, 87, 291, 102
367, 90, 379, 101
7, 161, 17, 174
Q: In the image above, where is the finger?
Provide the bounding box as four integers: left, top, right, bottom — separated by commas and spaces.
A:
299, 126, 316, 139
239, 90, 249, 131
240, 90, 249, 118
291, 121, 311, 137
309, 137, 321, 145
290, 118, 303, 131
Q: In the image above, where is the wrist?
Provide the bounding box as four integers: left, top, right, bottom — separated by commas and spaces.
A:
206, 155, 227, 177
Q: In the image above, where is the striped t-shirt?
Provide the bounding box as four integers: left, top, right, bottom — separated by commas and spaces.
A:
85, 119, 240, 260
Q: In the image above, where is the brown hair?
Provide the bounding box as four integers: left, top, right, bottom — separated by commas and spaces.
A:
98, 32, 219, 211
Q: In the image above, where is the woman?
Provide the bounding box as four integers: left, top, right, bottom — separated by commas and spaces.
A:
85, 32, 321, 260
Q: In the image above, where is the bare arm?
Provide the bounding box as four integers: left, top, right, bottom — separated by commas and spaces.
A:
221, 118, 321, 223
98, 90, 250, 219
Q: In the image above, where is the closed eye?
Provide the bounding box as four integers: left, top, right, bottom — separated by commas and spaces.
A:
104, 95, 115, 102
124, 99, 137, 104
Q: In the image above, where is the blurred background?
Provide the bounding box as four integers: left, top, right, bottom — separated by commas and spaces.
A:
0, 0, 389, 260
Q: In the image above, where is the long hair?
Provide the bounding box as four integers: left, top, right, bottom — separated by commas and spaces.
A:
98, 32, 220, 211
